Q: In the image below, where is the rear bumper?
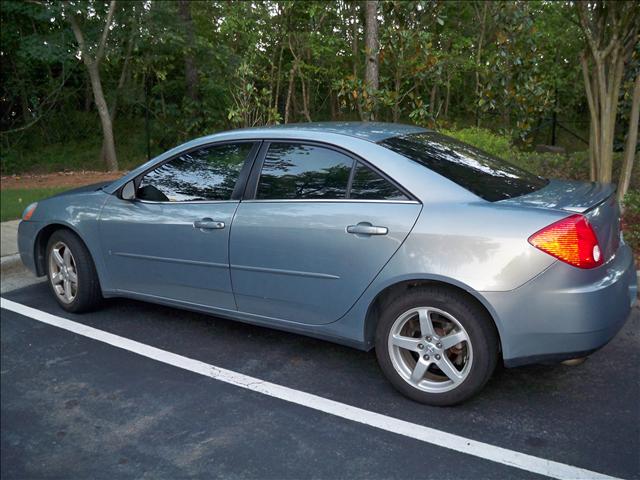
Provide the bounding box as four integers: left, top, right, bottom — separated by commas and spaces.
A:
483, 243, 637, 367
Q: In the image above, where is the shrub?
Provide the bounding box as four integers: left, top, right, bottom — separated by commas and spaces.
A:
622, 190, 640, 262
441, 127, 595, 181
441, 127, 515, 159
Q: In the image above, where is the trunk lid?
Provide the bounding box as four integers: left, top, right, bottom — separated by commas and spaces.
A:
500, 179, 621, 262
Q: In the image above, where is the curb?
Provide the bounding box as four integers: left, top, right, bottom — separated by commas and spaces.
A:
0, 253, 22, 270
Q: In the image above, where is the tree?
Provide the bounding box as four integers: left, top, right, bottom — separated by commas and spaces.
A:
576, 0, 639, 184
177, 0, 199, 103
618, 73, 639, 202
67, 0, 119, 171
364, 0, 379, 121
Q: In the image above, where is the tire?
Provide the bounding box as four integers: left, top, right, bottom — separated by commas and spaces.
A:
375, 286, 498, 406
45, 229, 102, 313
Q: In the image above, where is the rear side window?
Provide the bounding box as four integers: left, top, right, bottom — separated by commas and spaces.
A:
139, 143, 254, 201
350, 162, 408, 201
379, 132, 548, 201
256, 143, 352, 199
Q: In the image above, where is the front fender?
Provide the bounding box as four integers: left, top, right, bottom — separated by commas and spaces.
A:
21, 190, 112, 291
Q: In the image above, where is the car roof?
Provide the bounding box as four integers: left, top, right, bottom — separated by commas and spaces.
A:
232, 121, 428, 143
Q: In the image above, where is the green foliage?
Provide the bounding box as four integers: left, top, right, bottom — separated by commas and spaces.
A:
1, 116, 149, 174
622, 190, 640, 259
228, 62, 281, 128
442, 127, 515, 159
441, 127, 592, 182
0, 187, 69, 221
0, 0, 633, 188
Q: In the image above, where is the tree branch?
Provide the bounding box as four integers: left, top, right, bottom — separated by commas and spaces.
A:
96, 0, 117, 63
68, 11, 91, 66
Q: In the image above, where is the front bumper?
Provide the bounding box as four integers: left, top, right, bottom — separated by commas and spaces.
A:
17, 220, 41, 275
483, 243, 637, 367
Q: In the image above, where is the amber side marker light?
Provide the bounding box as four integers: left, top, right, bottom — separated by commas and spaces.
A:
22, 202, 38, 221
528, 214, 603, 269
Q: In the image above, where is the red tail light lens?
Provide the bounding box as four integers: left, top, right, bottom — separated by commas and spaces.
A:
528, 214, 603, 269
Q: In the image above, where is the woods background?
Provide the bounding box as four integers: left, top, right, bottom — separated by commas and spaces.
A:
1, 1, 638, 211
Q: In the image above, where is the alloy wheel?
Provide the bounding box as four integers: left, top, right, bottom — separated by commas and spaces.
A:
387, 307, 473, 393
48, 241, 78, 304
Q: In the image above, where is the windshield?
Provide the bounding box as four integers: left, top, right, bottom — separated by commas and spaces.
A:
379, 132, 548, 201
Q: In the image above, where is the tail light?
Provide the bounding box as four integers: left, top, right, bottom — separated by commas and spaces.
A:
528, 214, 603, 269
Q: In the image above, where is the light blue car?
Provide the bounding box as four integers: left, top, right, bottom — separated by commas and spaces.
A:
18, 122, 637, 405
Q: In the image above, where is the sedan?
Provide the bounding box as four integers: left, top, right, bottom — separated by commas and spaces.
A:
17, 122, 637, 405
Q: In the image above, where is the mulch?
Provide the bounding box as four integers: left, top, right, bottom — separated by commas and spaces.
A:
0, 171, 126, 190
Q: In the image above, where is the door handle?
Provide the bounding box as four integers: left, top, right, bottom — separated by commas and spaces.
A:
346, 222, 388, 236
194, 218, 225, 230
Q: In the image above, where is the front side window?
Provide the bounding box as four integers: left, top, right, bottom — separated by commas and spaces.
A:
138, 143, 255, 202
379, 132, 548, 201
350, 162, 408, 200
256, 143, 353, 199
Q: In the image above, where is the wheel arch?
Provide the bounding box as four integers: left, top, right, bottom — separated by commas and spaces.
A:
34, 222, 95, 277
363, 277, 504, 358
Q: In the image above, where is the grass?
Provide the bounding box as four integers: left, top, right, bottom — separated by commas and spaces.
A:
1, 117, 155, 175
0, 187, 69, 222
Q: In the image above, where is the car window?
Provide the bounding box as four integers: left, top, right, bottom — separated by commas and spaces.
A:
256, 143, 353, 200
379, 132, 548, 201
139, 143, 254, 202
349, 162, 408, 201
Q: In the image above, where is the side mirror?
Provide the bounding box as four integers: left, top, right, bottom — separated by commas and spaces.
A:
121, 180, 136, 201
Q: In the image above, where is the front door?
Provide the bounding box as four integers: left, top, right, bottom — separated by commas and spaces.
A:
230, 142, 421, 325
99, 141, 258, 310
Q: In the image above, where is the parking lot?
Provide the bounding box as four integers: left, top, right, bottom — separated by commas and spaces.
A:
1, 280, 639, 479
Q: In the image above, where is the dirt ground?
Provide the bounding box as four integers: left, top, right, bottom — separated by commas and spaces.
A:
0, 171, 126, 190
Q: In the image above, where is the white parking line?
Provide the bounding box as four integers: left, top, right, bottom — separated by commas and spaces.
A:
0, 297, 619, 480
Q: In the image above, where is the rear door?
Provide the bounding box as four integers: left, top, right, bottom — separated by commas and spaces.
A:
229, 141, 421, 325
99, 141, 259, 309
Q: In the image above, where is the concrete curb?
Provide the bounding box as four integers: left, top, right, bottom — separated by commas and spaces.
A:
0, 253, 22, 269
1, 253, 21, 265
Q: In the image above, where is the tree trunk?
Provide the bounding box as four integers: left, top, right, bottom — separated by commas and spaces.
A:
393, 66, 401, 123
84, 73, 92, 111
577, 1, 638, 185
101, 35, 134, 163
284, 62, 296, 124
273, 45, 284, 112
474, 1, 488, 128
87, 63, 118, 172
444, 71, 451, 119
178, 0, 199, 103
68, 1, 118, 171
581, 49, 624, 184
351, 2, 364, 121
330, 90, 338, 120
618, 73, 640, 203
298, 64, 312, 122
429, 84, 438, 117
364, 0, 379, 121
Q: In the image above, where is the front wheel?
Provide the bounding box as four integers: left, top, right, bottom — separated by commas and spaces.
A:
46, 229, 102, 313
375, 287, 498, 406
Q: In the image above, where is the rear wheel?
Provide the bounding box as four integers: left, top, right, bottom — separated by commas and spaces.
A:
375, 287, 498, 406
46, 230, 102, 313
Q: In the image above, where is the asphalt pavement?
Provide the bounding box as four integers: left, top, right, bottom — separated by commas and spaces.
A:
1, 281, 639, 479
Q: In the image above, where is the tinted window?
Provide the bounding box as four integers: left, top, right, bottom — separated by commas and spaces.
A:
139, 143, 254, 201
257, 143, 352, 199
350, 162, 408, 200
379, 132, 548, 201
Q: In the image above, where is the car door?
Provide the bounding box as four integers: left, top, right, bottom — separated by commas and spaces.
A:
98, 141, 259, 310
229, 141, 422, 325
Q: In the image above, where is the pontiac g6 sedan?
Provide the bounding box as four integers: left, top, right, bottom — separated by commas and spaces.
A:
18, 122, 637, 405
